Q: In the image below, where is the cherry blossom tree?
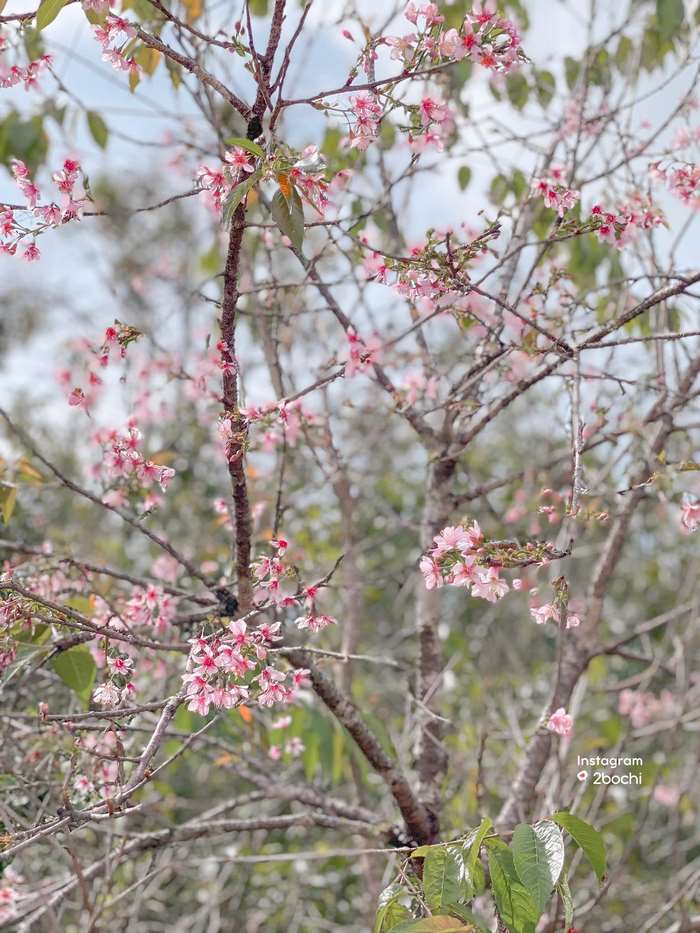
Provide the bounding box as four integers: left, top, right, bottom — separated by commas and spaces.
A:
0, 0, 699, 930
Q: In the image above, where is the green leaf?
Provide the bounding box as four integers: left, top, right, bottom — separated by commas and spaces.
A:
0, 483, 17, 524
51, 647, 97, 708
457, 166, 472, 191
564, 56, 580, 90
35, 0, 67, 30
556, 871, 574, 929
249, 0, 267, 13
487, 845, 540, 933
82, 5, 106, 24
165, 57, 182, 89
410, 845, 434, 858
199, 240, 221, 275
505, 72, 529, 110
374, 884, 411, 933
465, 817, 492, 881
87, 111, 109, 149
222, 170, 261, 227
533, 821, 565, 887
23, 26, 44, 60
391, 918, 479, 932
511, 822, 564, 915
657, 0, 684, 41
614, 35, 633, 70
511, 169, 527, 201
489, 174, 509, 206
441, 904, 490, 932
271, 187, 304, 253
534, 69, 556, 107
552, 812, 606, 881
423, 846, 464, 912
589, 49, 611, 88
11, 622, 49, 645
224, 137, 265, 159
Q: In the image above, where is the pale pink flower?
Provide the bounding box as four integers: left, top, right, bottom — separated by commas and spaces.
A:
187, 692, 211, 716
471, 567, 509, 602
420, 555, 443, 590
93, 682, 120, 707
547, 707, 573, 737
680, 499, 700, 534
285, 736, 305, 757
530, 602, 560, 625
432, 524, 471, 557
296, 614, 336, 632
653, 785, 680, 807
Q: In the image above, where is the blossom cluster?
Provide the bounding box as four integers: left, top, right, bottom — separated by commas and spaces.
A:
341, 3, 523, 152
618, 688, 676, 728
125, 584, 178, 631
343, 328, 381, 377
93, 15, 140, 79
287, 145, 332, 214
530, 172, 664, 247
197, 144, 333, 219
408, 95, 455, 154
532, 166, 580, 218
177, 538, 336, 716
420, 521, 568, 607
345, 94, 383, 151
0, 33, 52, 91
251, 538, 334, 625
58, 321, 142, 411
198, 146, 257, 212
362, 224, 498, 315
589, 196, 663, 247
1, 158, 85, 260
650, 160, 700, 208
182, 622, 309, 716
235, 397, 320, 452
72, 729, 124, 801
419, 521, 511, 603
387, 1, 524, 75
89, 421, 176, 511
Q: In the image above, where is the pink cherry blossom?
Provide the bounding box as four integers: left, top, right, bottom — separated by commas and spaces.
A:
680, 499, 700, 534
471, 567, 509, 602
547, 707, 573, 737
530, 602, 560, 625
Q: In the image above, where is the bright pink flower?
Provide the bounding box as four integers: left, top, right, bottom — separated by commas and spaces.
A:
68, 387, 88, 409
291, 668, 310, 688
21, 241, 41, 262
224, 147, 256, 174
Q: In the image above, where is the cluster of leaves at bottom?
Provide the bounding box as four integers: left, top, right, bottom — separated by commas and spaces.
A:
374, 812, 606, 933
